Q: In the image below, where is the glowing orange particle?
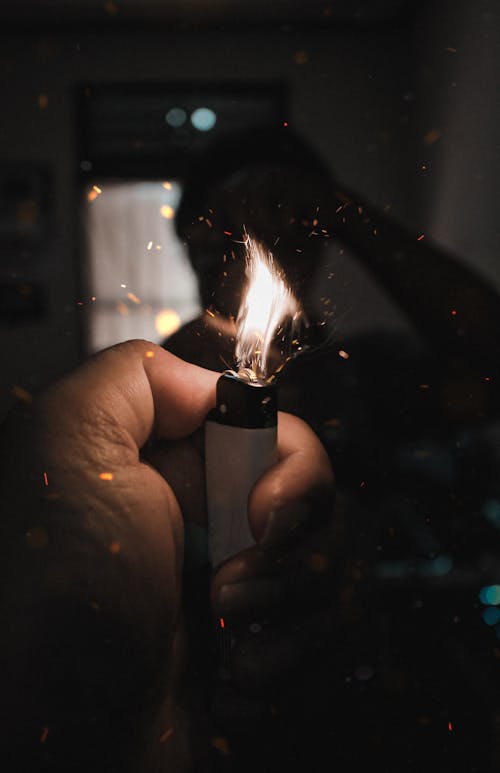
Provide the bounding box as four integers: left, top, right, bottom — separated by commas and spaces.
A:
338, 350, 350, 360
11, 385, 33, 404
99, 472, 114, 481
417, 234, 425, 241
423, 128, 442, 145
127, 292, 141, 304
448, 721, 453, 732
162, 181, 172, 190
92, 185, 102, 194
43, 472, 49, 487
160, 204, 174, 219
145, 350, 155, 359
109, 541, 121, 554
220, 617, 225, 629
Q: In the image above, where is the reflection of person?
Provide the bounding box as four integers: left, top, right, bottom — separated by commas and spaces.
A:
0, 340, 333, 772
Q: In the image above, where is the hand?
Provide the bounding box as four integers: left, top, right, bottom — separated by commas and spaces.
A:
0, 340, 334, 772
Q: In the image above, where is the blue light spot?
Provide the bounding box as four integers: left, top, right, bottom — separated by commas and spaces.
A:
191, 107, 217, 132
165, 107, 187, 128
418, 555, 453, 577
479, 585, 500, 605
483, 606, 500, 626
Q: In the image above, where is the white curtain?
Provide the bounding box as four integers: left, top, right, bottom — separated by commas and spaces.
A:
85, 180, 201, 353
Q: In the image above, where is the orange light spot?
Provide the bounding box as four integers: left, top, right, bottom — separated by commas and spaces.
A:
211, 736, 230, 756
126, 292, 141, 304
145, 350, 155, 359
87, 189, 99, 202
40, 726, 49, 744
92, 185, 102, 194
160, 727, 174, 743
307, 552, 330, 572
423, 128, 442, 145
155, 308, 181, 337
99, 472, 114, 481
37, 93, 49, 110
448, 721, 453, 732
160, 204, 174, 219
43, 472, 49, 487
11, 385, 33, 404
223, 230, 232, 236
162, 181, 172, 190
419, 384, 430, 390
220, 617, 225, 629
338, 349, 350, 360
109, 541, 121, 554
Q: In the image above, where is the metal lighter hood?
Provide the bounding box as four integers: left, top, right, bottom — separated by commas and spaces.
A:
205, 371, 278, 569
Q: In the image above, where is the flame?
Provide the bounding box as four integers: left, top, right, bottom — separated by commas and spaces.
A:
235, 236, 301, 380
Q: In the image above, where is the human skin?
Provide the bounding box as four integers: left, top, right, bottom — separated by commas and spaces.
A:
0, 340, 333, 772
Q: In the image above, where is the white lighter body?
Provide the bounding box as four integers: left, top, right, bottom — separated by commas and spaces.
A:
205, 371, 278, 570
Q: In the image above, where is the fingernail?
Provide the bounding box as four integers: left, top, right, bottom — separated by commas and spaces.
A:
214, 578, 284, 617
259, 500, 311, 550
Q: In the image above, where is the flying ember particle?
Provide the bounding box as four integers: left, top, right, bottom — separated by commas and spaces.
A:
11, 385, 33, 403
162, 181, 172, 190
43, 472, 49, 486
220, 617, 225, 629
120, 283, 126, 288
283, 121, 289, 127
417, 233, 425, 241
448, 721, 453, 732
93, 185, 102, 194
338, 350, 350, 359
109, 541, 121, 554
147, 240, 153, 250
99, 472, 114, 481
145, 350, 155, 358
127, 292, 141, 304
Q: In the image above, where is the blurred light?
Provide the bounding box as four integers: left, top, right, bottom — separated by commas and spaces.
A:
482, 606, 500, 626
155, 309, 181, 337
191, 107, 217, 132
165, 107, 187, 128
160, 205, 175, 219
482, 499, 500, 530
479, 585, 500, 605
418, 555, 453, 577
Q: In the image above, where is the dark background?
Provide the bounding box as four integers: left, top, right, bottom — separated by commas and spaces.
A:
1, 1, 500, 771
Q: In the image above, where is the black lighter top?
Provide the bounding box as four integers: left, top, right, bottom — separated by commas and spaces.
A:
207, 370, 277, 429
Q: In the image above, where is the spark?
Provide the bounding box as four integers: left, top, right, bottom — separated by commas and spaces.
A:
93, 185, 102, 194
283, 121, 288, 127
160, 205, 174, 220
147, 240, 153, 250
338, 349, 350, 359
120, 283, 126, 288
109, 541, 121, 554
162, 181, 172, 190
87, 190, 99, 202
145, 350, 155, 358
448, 721, 453, 732
451, 309, 457, 316
417, 233, 425, 241
127, 292, 141, 304
224, 230, 232, 236
43, 472, 49, 487
220, 617, 225, 629
99, 472, 113, 481
91, 296, 96, 301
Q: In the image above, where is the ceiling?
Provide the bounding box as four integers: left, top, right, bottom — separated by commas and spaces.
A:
0, 0, 418, 26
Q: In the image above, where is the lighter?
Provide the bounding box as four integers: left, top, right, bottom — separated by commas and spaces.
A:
205, 368, 278, 569
204, 235, 301, 571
